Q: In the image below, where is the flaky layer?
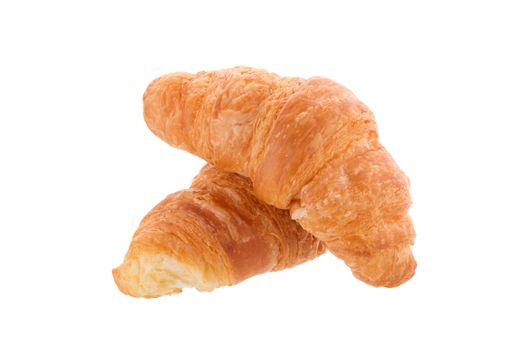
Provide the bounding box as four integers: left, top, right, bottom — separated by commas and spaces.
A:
113, 165, 324, 298
143, 66, 417, 287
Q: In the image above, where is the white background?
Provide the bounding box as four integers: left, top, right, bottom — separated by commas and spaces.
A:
1, 1, 524, 349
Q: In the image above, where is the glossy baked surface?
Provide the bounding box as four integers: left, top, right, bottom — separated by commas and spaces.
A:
144, 67, 417, 287
113, 165, 324, 298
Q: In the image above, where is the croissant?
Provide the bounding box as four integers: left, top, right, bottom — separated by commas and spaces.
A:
143, 66, 416, 287
113, 164, 324, 298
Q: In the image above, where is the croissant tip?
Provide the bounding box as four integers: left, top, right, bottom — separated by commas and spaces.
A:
112, 252, 223, 298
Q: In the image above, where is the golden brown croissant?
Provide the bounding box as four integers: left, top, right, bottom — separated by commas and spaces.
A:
143, 66, 416, 287
113, 164, 324, 298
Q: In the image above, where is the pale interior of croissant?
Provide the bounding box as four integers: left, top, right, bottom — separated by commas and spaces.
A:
112, 252, 222, 298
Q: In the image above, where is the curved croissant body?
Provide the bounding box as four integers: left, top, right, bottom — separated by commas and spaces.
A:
144, 67, 416, 287
113, 165, 324, 298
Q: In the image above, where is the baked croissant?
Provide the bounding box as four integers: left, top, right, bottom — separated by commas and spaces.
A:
113, 165, 324, 298
143, 66, 416, 287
